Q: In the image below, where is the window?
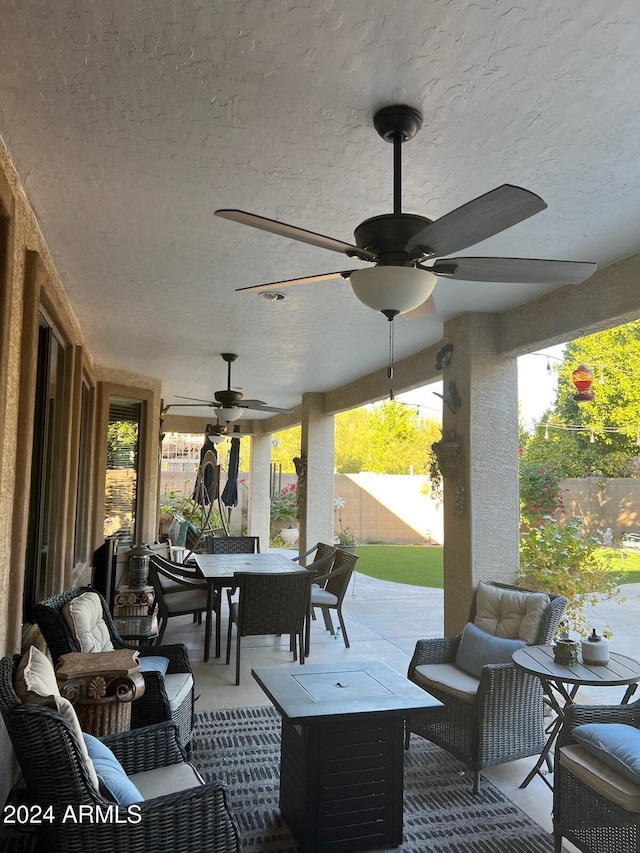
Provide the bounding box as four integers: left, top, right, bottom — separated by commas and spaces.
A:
104, 397, 142, 547
23, 316, 66, 615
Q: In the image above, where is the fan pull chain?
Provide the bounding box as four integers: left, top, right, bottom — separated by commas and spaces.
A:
382, 309, 400, 400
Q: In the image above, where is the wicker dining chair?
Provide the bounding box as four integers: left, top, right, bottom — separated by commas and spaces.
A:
225, 570, 312, 684
291, 542, 337, 580
147, 553, 215, 650
553, 698, 640, 853
406, 580, 567, 792
309, 548, 358, 649
0, 653, 240, 853
206, 535, 261, 554
32, 587, 195, 749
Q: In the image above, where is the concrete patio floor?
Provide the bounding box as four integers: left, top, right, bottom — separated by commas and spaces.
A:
162, 561, 640, 851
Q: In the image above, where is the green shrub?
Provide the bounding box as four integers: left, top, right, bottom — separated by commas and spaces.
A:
518, 515, 623, 636
519, 462, 564, 529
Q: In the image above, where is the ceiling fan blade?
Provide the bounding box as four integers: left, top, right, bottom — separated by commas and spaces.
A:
433, 256, 597, 284
215, 209, 376, 261
174, 394, 216, 404
169, 401, 217, 408
239, 400, 294, 414
236, 270, 355, 294
406, 185, 547, 258
402, 295, 437, 321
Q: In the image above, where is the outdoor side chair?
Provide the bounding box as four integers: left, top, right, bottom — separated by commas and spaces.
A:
0, 652, 240, 853
148, 553, 213, 646
225, 570, 312, 684
32, 586, 195, 750
292, 542, 337, 580
309, 547, 358, 650
206, 535, 260, 554
553, 697, 640, 853
406, 580, 567, 793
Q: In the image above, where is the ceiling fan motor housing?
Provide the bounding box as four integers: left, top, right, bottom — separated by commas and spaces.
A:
354, 213, 434, 263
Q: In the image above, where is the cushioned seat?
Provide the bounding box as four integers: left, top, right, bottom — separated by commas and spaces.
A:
0, 649, 240, 853
554, 702, 640, 852
407, 580, 567, 792
413, 663, 480, 703
32, 587, 195, 749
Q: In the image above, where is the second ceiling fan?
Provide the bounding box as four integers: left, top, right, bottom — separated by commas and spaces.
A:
215, 104, 597, 319
173, 352, 293, 423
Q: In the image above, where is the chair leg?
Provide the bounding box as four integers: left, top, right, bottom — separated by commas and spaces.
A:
321, 608, 335, 635
156, 618, 167, 645
225, 616, 233, 665
336, 608, 350, 648
235, 634, 241, 685
299, 631, 305, 665
472, 770, 480, 794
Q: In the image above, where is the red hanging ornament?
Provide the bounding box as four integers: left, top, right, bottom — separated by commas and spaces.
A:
571, 362, 595, 402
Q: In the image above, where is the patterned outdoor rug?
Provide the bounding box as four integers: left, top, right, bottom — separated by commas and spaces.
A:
192, 706, 554, 852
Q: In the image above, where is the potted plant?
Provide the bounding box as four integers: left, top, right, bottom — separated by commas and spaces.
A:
271, 483, 299, 545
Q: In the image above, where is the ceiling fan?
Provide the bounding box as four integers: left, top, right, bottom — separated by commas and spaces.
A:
205, 421, 255, 444
171, 352, 294, 422
215, 104, 597, 319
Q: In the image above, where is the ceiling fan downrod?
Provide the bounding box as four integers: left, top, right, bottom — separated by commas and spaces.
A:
373, 104, 423, 218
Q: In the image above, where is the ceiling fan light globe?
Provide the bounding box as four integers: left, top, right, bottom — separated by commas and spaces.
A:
349, 266, 437, 315
207, 433, 226, 444
220, 405, 243, 422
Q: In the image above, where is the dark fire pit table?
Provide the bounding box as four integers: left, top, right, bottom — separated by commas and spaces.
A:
252, 661, 442, 853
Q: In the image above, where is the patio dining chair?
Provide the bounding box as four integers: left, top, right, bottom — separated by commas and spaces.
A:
148, 553, 214, 646
0, 650, 240, 853
32, 586, 196, 750
225, 570, 312, 685
206, 535, 260, 554
292, 542, 337, 581
406, 580, 567, 792
309, 547, 358, 650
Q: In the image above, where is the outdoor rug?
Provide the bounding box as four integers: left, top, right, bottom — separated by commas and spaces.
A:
192, 706, 554, 852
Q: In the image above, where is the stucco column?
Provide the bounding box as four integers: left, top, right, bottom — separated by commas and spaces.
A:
439, 313, 520, 635
299, 393, 335, 556
248, 433, 272, 552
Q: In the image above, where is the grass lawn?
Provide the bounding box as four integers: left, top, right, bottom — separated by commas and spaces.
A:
599, 548, 640, 584
353, 545, 640, 589
354, 544, 443, 588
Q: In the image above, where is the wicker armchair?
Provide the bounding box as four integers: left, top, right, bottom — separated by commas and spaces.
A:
406, 581, 567, 792
225, 570, 312, 684
0, 654, 240, 853
553, 698, 640, 853
32, 587, 195, 749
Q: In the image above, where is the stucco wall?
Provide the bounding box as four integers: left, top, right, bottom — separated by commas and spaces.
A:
560, 477, 640, 538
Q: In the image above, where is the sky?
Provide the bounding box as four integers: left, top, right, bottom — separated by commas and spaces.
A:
395, 343, 566, 430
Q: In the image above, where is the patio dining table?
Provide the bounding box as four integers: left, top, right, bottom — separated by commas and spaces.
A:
193, 551, 302, 662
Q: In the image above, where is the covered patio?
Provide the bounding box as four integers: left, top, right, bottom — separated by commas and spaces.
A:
1, 2, 640, 840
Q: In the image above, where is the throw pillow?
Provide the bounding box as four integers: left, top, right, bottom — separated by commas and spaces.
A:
474, 581, 550, 644
455, 621, 526, 679
14, 646, 100, 790
574, 723, 640, 784
62, 592, 114, 653
82, 734, 144, 805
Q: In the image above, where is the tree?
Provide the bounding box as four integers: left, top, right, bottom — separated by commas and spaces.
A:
521, 320, 640, 477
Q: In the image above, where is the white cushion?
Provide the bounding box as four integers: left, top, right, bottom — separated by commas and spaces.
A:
130, 762, 203, 800
163, 672, 193, 712
15, 646, 100, 790
474, 581, 550, 644
560, 744, 640, 814
413, 663, 479, 703
63, 592, 114, 653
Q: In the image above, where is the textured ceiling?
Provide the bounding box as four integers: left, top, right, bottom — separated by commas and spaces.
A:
1, 1, 639, 419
